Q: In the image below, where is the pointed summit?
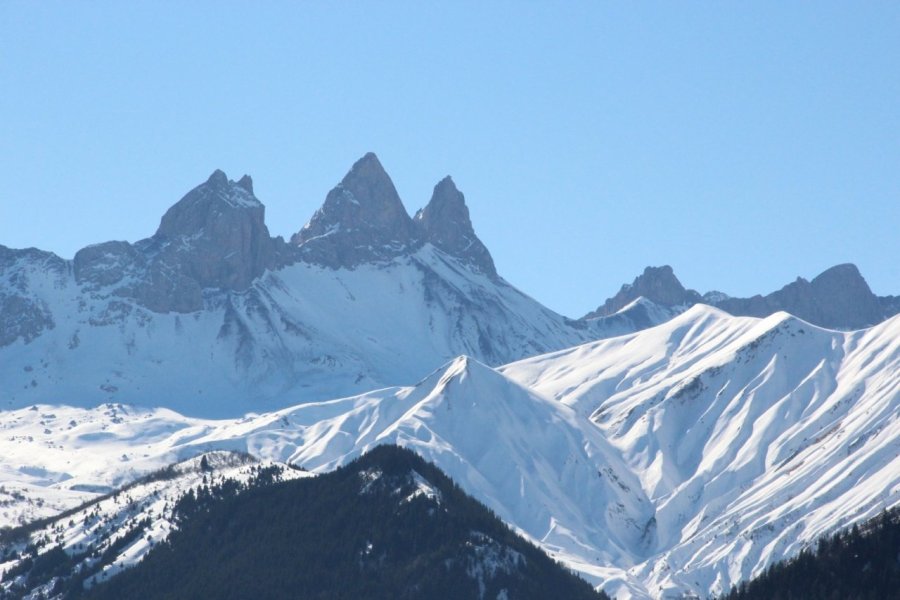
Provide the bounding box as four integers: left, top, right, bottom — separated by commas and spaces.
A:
415, 176, 496, 277
206, 169, 229, 187
135, 170, 279, 310
292, 153, 417, 268
237, 174, 254, 194
157, 170, 264, 239
584, 265, 701, 318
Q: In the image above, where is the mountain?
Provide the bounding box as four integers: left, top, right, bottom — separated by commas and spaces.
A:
0, 447, 607, 600
0, 155, 596, 416
3, 156, 899, 599
585, 263, 898, 330
0, 357, 651, 588
2, 306, 897, 598
290, 153, 418, 268
583, 266, 702, 319
0, 451, 307, 600
502, 305, 900, 598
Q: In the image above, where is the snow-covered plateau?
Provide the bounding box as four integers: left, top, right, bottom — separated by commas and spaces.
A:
2, 306, 897, 599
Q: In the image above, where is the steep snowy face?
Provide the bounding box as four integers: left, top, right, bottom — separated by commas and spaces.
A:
583, 297, 685, 340
503, 307, 900, 598
291, 152, 418, 267
0, 242, 588, 416
414, 176, 497, 278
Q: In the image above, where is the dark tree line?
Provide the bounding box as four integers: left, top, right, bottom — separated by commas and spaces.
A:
723, 505, 900, 600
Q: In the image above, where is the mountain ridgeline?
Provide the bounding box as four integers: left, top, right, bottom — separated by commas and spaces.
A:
584, 263, 899, 330
0, 152, 896, 415
0, 154, 588, 415
73, 446, 607, 600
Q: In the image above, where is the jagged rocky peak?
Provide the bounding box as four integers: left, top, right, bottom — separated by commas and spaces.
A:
157, 169, 264, 239
152, 169, 277, 294
415, 176, 497, 277
292, 153, 418, 268
71, 170, 285, 314
585, 265, 701, 318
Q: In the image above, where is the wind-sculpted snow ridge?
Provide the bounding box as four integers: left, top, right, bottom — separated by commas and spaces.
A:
1, 309, 897, 599
502, 305, 900, 598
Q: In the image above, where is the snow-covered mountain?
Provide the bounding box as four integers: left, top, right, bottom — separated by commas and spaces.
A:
3, 155, 898, 598
2, 308, 897, 598
0, 154, 601, 416
503, 305, 900, 597
0, 357, 651, 584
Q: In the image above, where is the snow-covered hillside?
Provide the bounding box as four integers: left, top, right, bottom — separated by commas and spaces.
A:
503, 305, 900, 597
2, 309, 897, 598
0, 451, 309, 597
0, 358, 651, 583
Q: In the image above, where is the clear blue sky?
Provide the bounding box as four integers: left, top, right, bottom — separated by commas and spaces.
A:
2, 2, 898, 317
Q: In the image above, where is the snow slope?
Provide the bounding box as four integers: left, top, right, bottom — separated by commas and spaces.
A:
0, 244, 590, 416
1, 308, 897, 599
502, 305, 900, 597
0, 358, 652, 590
0, 451, 309, 597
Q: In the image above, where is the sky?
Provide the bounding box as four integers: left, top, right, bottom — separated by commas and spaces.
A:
1, 2, 898, 317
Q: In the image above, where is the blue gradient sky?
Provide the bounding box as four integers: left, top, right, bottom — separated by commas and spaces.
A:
2, 3, 898, 317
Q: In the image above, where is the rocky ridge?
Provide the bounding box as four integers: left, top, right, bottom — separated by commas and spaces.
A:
585, 263, 898, 330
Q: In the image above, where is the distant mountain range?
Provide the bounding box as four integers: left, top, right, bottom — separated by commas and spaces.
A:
1, 155, 898, 599
1, 154, 895, 415
585, 263, 900, 330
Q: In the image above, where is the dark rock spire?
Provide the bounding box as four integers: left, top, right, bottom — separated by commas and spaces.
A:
415, 176, 496, 277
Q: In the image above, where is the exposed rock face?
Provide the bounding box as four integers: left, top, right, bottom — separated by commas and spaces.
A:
0, 293, 54, 346
584, 265, 701, 318
717, 263, 885, 330
154, 169, 279, 291
74, 241, 143, 289
414, 176, 496, 278
0, 246, 66, 345
72, 170, 289, 313
292, 154, 497, 277
291, 153, 419, 268
587, 263, 897, 330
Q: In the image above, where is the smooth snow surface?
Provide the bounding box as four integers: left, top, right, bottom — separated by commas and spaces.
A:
1, 307, 898, 599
